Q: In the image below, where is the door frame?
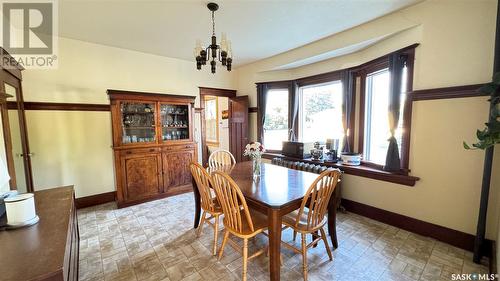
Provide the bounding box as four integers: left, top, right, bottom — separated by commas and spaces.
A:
198, 87, 237, 165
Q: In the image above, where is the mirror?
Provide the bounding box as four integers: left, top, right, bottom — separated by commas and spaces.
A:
5, 83, 28, 193
0, 101, 10, 192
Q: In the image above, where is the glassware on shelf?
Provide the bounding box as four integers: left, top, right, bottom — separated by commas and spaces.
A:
121, 102, 156, 144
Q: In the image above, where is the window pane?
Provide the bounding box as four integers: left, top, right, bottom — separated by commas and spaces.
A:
205, 98, 218, 143
363, 68, 406, 165
263, 89, 288, 150
299, 81, 343, 145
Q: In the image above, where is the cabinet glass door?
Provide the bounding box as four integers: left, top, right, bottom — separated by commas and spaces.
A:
121, 102, 156, 144
160, 104, 189, 141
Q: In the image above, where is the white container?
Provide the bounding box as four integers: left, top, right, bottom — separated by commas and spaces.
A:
4, 193, 38, 226
341, 153, 362, 166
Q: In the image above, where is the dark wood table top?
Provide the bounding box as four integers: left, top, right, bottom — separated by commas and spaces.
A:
211, 161, 319, 209
0, 186, 75, 281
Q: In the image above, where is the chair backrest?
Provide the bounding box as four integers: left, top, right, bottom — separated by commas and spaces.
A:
189, 162, 218, 213
295, 169, 341, 230
208, 149, 236, 169
211, 171, 255, 234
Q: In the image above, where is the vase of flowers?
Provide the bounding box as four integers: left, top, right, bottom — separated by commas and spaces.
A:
243, 142, 265, 177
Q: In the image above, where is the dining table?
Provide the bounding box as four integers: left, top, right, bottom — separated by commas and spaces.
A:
192, 161, 340, 281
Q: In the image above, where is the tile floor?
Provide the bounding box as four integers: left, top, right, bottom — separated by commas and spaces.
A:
78, 192, 489, 281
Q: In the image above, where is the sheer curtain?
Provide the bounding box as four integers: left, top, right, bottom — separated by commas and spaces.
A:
288, 81, 299, 142
384, 52, 406, 171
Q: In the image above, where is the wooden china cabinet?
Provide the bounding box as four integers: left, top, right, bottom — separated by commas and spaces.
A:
108, 90, 197, 208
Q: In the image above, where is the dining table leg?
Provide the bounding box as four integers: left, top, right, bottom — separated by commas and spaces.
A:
192, 177, 201, 229
327, 195, 338, 249
268, 208, 282, 281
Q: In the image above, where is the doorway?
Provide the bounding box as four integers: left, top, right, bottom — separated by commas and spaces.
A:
199, 87, 248, 164
204, 95, 230, 159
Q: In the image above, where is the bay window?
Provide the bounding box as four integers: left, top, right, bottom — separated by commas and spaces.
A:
256, 44, 416, 176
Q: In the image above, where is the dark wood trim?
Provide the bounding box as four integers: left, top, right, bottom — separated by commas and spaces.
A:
7, 101, 110, 111
194, 107, 203, 113
256, 80, 292, 87
342, 198, 493, 255
408, 84, 486, 101
198, 86, 237, 98
296, 70, 342, 87
249, 107, 257, 113
265, 153, 419, 186
75, 191, 116, 209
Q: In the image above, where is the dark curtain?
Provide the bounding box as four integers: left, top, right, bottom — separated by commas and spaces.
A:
256, 83, 269, 144
288, 81, 299, 141
341, 70, 354, 152
384, 53, 406, 172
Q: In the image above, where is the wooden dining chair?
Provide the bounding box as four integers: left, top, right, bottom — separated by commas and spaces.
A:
189, 162, 223, 255
211, 171, 268, 281
281, 169, 342, 281
208, 149, 236, 168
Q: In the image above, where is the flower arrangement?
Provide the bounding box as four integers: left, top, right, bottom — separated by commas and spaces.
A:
243, 142, 265, 159
244, 142, 265, 177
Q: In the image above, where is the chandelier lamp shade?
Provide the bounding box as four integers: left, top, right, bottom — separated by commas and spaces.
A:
194, 2, 232, 74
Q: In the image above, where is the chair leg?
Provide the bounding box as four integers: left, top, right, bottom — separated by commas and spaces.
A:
293, 230, 297, 241
218, 230, 229, 260
301, 233, 308, 281
196, 211, 206, 237
213, 215, 219, 256
320, 227, 333, 261
242, 238, 248, 281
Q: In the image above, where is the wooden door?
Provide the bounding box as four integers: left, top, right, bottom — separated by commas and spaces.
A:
228, 96, 249, 162
121, 153, 163, 201
163, 150, 194, 192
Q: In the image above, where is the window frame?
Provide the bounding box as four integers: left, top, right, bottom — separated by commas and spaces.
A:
262, 86, 291, 152
297, 79, 344, 144
257, 81, 293, 154
356, 48, 415, 174
204, 96, 219, 146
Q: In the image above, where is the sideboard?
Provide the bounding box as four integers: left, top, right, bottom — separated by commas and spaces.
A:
0, 186, 79, 281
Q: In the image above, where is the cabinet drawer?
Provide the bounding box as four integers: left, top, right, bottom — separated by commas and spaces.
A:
120, 147, 160, 156
162, 144, 195, 152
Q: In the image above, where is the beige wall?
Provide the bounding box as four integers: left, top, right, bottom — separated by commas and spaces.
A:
20, 37, 235, 198
8, 0, 500, 243
235, 0, 499, 240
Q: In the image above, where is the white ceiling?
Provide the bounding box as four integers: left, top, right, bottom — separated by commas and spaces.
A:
59, 0, 420, 67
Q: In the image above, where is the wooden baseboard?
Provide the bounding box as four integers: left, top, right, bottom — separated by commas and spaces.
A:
75, 191, 116, 209
341, 198, 493, 256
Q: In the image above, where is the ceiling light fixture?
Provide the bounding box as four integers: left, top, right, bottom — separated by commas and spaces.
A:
194, 2, 232, 74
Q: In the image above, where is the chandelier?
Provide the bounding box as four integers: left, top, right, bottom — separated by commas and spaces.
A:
194, 2, 232, 74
